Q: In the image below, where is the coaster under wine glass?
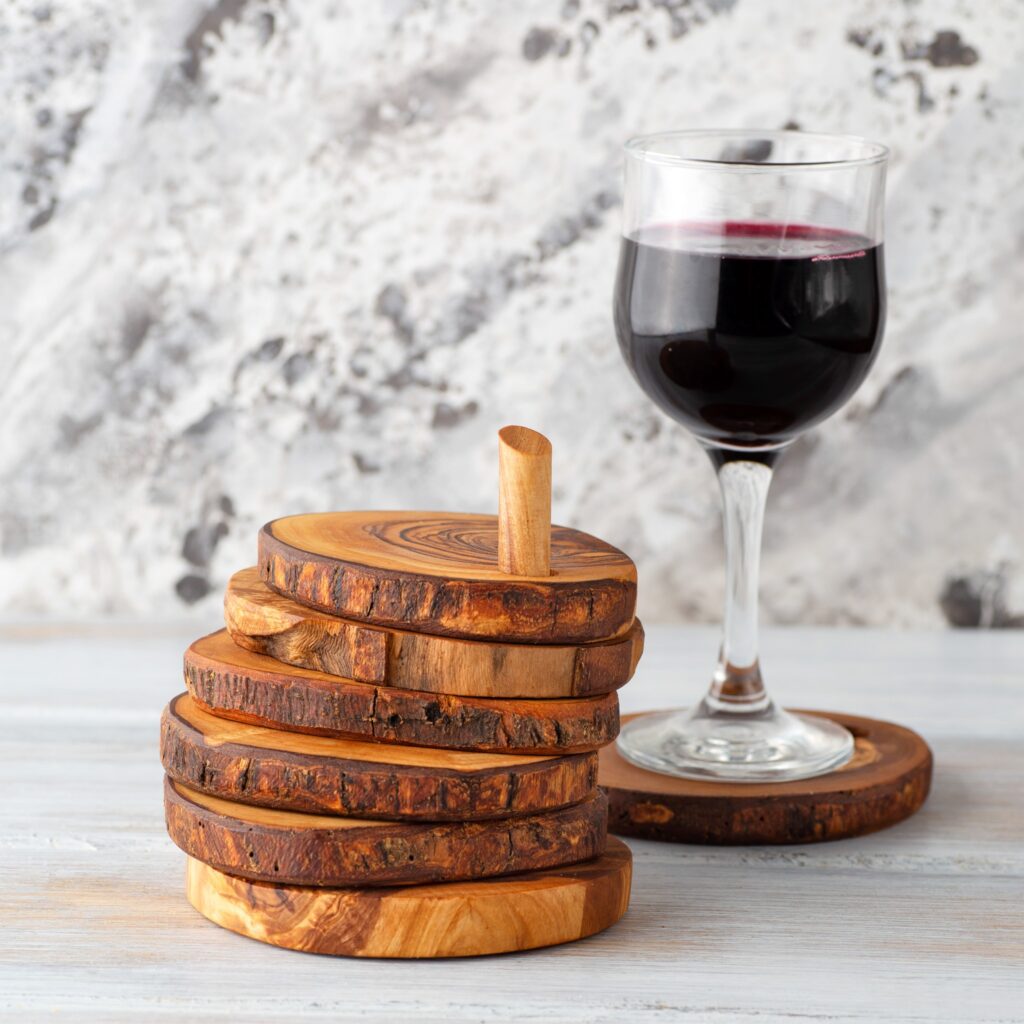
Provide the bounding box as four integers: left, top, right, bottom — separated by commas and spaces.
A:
258, 510, 637, 644
185, 837, 632, 958
600, 711, 931, 844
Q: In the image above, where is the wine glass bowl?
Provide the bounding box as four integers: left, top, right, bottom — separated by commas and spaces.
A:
615, 220, 885, 452
613, 130, 888, 782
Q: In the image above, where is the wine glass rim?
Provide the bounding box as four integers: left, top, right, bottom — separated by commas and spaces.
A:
624, 129, 889, 170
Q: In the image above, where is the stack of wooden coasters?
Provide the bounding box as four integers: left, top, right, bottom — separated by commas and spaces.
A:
161, 427, 642, 958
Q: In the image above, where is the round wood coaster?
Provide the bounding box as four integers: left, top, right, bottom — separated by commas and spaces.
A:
161, 693, 598, 821
185, 631, 619, 755
164, 778, 608, 887
226, 568, 644, 698
185, 837, 632, 958
258, 511, 637, 643
600, 711, 932, 845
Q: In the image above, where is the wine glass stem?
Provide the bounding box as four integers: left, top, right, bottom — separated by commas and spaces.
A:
707, 457, 774, 714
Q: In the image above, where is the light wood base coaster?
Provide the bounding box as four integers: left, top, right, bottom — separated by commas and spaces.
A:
165, 778, 608, 886
258, 511, 637, 643
226, 568, 644, 698
185, 631, 619, 755
161, 693, 598, 820
185, 837, 632, 958
600, 711, 932, 845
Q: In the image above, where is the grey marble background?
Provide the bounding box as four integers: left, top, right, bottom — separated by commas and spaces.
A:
1, 0, 1022, 627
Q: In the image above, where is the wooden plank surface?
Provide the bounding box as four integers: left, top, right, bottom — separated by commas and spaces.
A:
1, 623, 1022, 1022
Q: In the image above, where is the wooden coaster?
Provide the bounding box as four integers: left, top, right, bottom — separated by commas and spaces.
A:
185, 631, 619, 755
258, 511, 637, 644
600, 711, 932, 845
226, 568, 644, 698
185, 837, 632, 958
164, 778, 608, 887
161, 693, 598, 821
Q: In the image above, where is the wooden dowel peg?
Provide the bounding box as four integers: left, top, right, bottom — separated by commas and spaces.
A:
497, 426, 552, 576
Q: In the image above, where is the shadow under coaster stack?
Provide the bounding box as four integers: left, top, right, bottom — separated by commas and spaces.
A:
160, 427, 642, 958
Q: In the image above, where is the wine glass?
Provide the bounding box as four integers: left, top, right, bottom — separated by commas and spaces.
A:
613, 129, 888, 782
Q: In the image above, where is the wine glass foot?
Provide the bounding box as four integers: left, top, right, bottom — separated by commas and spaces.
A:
616, 702, 855, 783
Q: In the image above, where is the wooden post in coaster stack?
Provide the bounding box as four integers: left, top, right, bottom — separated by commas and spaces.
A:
497, 425, 552, 578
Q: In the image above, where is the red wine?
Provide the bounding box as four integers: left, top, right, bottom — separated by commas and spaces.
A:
614, 222, 885, 450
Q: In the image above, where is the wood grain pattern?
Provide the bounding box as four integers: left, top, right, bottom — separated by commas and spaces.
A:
185, 630, 620, 754
185, 837, 632, 958
226, 567, 387, 683
601, 710, 933, 845
225, 568, 644, 698
258, 511, 637, 643
497, 425, 552, 576
161, 693, 598, 820
164, 778, 608, 886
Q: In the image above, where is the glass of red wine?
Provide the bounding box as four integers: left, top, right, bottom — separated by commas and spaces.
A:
614, 129, 888, 781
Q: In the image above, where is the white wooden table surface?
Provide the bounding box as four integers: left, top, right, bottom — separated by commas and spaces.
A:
1, 623, 1022, 1023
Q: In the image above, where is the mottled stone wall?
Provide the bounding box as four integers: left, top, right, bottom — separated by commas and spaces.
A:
1, 0, 1021, 626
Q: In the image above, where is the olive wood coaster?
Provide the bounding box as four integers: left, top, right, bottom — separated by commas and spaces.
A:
600, 711, 932, 845
185, 631, 619, 755
226, 567, 644, 698
164, 778, 608, 887
161, 693, 598, 821
259, 510, 637, 644
258, 425, 635, 645
185, 837, 633, 958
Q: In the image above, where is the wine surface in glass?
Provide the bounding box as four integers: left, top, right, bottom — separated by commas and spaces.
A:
614, 221, 886, 449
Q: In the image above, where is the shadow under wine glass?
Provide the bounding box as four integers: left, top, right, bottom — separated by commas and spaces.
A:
613, 129, 888, 782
